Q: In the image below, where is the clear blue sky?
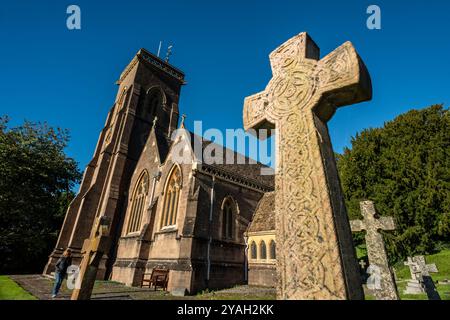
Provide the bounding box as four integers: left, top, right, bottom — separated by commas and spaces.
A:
1, 0, 449, 172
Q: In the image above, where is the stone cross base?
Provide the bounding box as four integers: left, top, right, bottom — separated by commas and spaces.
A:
404, 279, 425, 294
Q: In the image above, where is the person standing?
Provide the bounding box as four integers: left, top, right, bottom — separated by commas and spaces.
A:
51, 249, 72, 298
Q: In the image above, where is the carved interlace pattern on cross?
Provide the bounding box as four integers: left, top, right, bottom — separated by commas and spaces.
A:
243, 32, 370, 299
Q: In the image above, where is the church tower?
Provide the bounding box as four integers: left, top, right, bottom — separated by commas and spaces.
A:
44, 49, 185, 278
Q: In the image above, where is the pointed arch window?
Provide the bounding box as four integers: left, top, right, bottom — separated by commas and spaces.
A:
250, 241, 257, 260
139, 87, 164, 121
269, 240, 276, 259
148, 90, 162, 119
126, 171, 149, 234
222, 198, 234, 240
260, 241, 267, 260
160, 166, 182, 228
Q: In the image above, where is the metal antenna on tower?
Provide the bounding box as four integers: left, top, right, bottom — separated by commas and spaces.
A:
165, 45, 173, 62
180, 114, 186, 128
157, 41, 162, 57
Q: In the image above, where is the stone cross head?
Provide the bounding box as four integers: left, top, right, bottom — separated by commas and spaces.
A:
412, 255, 438, 276
243, 32, 372, 136
351, 201, 396, 234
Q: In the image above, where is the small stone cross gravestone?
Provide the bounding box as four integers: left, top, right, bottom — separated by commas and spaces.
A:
359, 260, 367, 271
404, 256, 438, 296
350, 201, 399, 300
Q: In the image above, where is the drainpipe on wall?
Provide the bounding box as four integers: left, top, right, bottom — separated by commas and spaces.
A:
206, 176, 215, 283
244, 234, 248, 282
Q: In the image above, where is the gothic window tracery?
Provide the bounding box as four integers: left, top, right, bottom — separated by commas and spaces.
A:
270, 240, 276, 259
126, 171, 149, 234
222, 198, 235, 240
260, 240, 267, 260
250, 241, 257, 260
160, 166, 182, 228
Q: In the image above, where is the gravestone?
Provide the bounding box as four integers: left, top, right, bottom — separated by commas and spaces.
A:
404, 256, 438, 295
71, 215, 111, 300
243, 32, 372, 299
350, 200, 399, 300
359, 260, 367, 271
414, 255, 438, 276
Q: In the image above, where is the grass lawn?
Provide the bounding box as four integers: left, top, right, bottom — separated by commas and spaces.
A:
195, 287, 276, 300
196, 293, 275, 300
1, 249, 448, 300
361, 248, 450, 300
0, 276, 37, 300
393, 249, 450, 300
355, 244, 368, 260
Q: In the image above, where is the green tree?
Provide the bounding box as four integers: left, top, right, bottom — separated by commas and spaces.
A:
0, 117, 81, 274
337, 105, 450, 262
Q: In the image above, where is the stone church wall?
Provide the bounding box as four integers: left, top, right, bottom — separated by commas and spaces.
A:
189, 170, 265, 292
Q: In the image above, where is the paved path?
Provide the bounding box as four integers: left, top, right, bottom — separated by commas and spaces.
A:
9, 274, 168, 300
9, 274, 276, 300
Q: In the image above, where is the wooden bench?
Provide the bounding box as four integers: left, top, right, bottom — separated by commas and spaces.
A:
141, 268, 169, 291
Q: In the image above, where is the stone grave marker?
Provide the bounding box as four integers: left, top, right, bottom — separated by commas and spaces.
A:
243, 32, 372, 299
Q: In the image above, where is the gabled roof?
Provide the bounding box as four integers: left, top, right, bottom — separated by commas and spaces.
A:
187, 131, 274, 190
247, 192, 275, 233
153, 128, 274, 192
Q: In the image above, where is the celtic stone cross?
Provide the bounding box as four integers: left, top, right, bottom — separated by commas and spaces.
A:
243, 32, 372, 299
350, 201, 399, 300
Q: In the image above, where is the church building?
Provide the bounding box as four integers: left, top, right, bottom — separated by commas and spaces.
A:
44, 48, 276, 293
246, 192, 276, 287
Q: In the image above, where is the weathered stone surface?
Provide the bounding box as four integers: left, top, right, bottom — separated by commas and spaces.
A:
243, 32, 372, 299
71, 216, 111, 300
171, 287, 188, 296
350, 201, 399, 300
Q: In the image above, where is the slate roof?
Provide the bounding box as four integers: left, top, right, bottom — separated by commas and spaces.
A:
247, 192, 275, 233
155, 128, 273, 188
153, 127, 274, 190
188, 131, 274, 189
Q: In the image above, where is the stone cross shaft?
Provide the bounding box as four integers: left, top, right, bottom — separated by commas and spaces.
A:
350, 201, 398, 300
71, 215, 111, 300
243, 32, 372, 299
